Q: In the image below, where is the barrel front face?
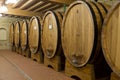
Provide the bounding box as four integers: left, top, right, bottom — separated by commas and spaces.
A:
62, 1, 95, 67
21, 20, 28, 51
102, 2, 120, 76
29, 17, 40, 54
9, 23, 14, 46
14, 22, 20, 48
42, 11, 62, 58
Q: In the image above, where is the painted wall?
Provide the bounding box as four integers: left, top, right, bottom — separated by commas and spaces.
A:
0, 16, 26, 50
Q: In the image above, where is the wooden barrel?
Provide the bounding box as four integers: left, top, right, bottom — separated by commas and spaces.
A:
42, 11, 63, 58
9, 23, 14, 46
62, 1, 110, 67
20, 20, 29, 51
29, 16, 42, 54
102, 2, 120, 76
14, 21, 23, 48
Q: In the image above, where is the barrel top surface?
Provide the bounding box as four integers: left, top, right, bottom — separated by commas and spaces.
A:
14, 21, 20, 48
9, 23, 14, 46
62, 1, 95, 67
42, 11, 60, 58
29, 16, 41, 54
102, 2, 120, 76
21, 20, 29, 51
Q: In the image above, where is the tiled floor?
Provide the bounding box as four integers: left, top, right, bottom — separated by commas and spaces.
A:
0, 50, 73, 80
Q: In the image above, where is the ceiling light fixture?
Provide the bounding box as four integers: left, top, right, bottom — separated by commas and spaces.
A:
0, 5, 8, 13
5, 0, 19, 4
0, 13, 2, 17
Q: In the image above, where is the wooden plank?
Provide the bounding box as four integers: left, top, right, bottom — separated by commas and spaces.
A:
27, 1, 44, 11
42, 5, 63, 13
30, 4, 46, 11
31, 51, 44, 63
12, 0, 28, 8
30, 1, 50, 11
44, 55, 64, 71
19, 0, 39, 10
34, 3, 52, 12
65, 60, 95, 80
49, 0, 75, 4
37, 3, 56, 12
3, 5, 41, 17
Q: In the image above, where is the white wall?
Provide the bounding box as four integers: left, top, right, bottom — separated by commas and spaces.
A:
0, 16, 25, 50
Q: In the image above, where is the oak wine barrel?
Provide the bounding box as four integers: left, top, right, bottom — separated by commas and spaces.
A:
14, 21, 23, 48
62, 1, 110, 67
20, 20, 29, 51
9, 23, 14, 46
102, 2, 120, 76
29, 16, 42, 54
42, 11, 63, 58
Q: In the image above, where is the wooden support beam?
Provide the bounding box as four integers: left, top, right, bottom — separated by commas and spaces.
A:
34, 2, 52, 12
12, 0, 28, 8
2, 5, 41, 17
49, 0, 75, 4
42, 5, 63, 13
37, 3, 56, 12
30, 1, 50, 11
20, 0, 38, 10
27, 1, 44, 11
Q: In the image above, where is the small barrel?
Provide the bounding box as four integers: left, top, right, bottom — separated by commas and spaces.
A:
42, 11, 63, 58
9, 23, 14, 46
14, 21, 23, 48
102, 2, 120, 77
20, 20, 29, 51
62, 1, 110, 67
28, 16, 42, 54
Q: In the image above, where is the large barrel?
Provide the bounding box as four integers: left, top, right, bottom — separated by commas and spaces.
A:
14, 21, 23, 48
28, 16, 42, 54
42, 11, 63, 58
102, 2, 120, 76
20, 20, 29, 51
62, 1, 110, 67
9, 23, 14, 46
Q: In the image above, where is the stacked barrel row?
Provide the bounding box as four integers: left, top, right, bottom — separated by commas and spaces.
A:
9, 20, 30, 57
9, 1, 120, 80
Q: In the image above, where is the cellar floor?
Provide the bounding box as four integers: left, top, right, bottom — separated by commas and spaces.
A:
0, 50, 73, 80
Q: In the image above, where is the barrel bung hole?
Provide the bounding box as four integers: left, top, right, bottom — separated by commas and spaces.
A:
71, 75, 81, 80
48, 65, 54, 69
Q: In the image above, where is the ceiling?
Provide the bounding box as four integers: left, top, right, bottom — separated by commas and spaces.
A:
0, 0, 75, 17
